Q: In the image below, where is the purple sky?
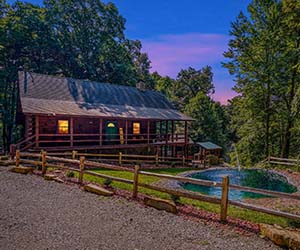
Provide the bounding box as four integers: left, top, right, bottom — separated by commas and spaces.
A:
141, 33, 232, 103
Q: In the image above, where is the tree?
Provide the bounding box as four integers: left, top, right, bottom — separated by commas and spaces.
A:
224, 0, 300, 164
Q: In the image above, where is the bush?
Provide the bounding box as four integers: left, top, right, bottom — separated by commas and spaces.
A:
206, 155, 219, 166
66, 170, 75, 178
171, 162, 177, 168
170, 194, 180, 204
104, 178, 112, 187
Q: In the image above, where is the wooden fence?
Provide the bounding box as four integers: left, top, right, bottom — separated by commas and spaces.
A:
16, 150, 300, 222
42, 150, 192, 167
268, 156, 300, 171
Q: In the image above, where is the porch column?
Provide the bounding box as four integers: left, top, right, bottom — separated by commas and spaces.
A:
125, 120, 128, 144
147, 120, 150, 144
184, 121, 188, 157
70, 117, 74, 147
35, 115, 39, 147
159, 121, 162, 141
165, 121, 168, 157
99, 118, 103, 145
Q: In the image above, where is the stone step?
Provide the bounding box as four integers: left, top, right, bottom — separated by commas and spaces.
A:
10, 166, 34, 174
84, 184, 113, 196
260, 224, 300, 250
44, 174, 56, 181
144, 197, 177, 214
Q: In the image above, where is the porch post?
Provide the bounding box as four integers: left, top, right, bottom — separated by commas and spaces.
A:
35, 115, 39, 148
159, 120, 162, 141
99, 118, 103, 146
147, 120, 150, 144
125, 120, 128, 144
165, 121, 168, 157
171, 121, 175, 157
184, 121, 188, 158
70, 117, 73, 147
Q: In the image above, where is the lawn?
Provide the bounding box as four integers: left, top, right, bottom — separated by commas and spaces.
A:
75, 167, 292, 227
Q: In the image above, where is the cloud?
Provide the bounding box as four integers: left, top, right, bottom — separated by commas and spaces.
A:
140, 33, 236, 104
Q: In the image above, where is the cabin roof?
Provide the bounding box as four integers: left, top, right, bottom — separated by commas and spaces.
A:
197, 141, 222, 150
18, 72, 193, 121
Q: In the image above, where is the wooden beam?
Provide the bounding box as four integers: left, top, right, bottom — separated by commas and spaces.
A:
147, 120, 150, 144
99, 118, 103, 146
35, 116, 39, 147
220, 176, 229, 222
70, 117, 74, 147
125, 120, 128, 144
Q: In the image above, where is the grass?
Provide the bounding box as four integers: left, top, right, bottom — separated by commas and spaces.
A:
74, 167, 292, 227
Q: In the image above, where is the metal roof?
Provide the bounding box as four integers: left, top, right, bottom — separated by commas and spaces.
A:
197, 141, 222, 150
18, 72, 193, 121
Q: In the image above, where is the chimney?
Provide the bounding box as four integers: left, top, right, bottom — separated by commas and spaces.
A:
136, 81, 147, 91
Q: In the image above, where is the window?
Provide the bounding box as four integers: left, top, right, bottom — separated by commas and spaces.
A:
107, 122, 115, 128
58, 120, 69, 134
133, 122, 140, 135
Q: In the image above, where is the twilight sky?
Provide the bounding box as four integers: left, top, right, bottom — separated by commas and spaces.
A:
9, 0, 252, 103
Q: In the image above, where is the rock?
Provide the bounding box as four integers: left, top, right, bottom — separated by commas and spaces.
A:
44, 174, 56, 181
260, 224, 300, 250
84, 184, 113, 196
54, 177, 64, 183
10, 166, 33, 174
144, 197, 177, 214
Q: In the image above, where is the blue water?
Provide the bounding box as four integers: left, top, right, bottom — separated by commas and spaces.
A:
182, 169, 297, 200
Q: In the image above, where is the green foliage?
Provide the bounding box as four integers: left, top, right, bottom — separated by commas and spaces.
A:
66, 170, 75, 178
0, 0, 154, 151
170, 194, 180, 204
153, 66, 231, 152
223, 0, 300, 164
206, 155, 219, 166
103, 177, 112, 186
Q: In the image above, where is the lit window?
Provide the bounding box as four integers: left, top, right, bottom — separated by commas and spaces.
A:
133, 122, 140, 135
107, 122, 115, 128
58, 120, 69, 134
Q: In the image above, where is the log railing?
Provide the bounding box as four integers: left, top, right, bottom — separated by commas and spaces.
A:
45, 151, 191, 167
267, 156, 300, 171
15, 151, 300, 222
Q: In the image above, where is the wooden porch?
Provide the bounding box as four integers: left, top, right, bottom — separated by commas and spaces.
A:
12, 114, 190, 158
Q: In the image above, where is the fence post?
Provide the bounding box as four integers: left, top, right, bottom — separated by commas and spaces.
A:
15, 150, 20, 167
10, 144, 16, 160
156, 153, 159, 166
72, 150, 77, 160
220, 175, 229, 222
132, 165, 140, 198
41, 150, 47, 176
119, 152, 122, 166
79, 156, 85, 185
182, 155, 185, 167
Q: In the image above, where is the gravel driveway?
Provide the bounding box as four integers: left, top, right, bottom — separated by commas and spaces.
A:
0, 168, 279, 250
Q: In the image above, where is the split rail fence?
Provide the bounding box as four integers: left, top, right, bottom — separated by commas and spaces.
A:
44, 151, 192, 167
15, 150, 300, 222
267, 156, 300, 171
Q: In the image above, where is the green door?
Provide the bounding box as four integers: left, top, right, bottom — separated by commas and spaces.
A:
105, 121, 118, 144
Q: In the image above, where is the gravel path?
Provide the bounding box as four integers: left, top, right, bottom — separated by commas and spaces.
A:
0, 168, 280, 250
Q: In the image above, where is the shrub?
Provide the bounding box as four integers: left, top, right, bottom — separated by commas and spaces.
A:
66, 170, 75, 178
171, 162, 177, 168
170, 194, 180, 204
104, 178, 112, 187
206, 155, 219, 166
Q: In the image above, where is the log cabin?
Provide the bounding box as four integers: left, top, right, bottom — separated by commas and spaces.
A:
12, 72, 193, 158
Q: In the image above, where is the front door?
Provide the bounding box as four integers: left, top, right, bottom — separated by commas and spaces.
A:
105, 121, 118, 144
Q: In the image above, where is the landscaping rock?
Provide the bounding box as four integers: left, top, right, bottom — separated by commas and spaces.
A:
84, 184, 113, 196
260, 223, 300, 249
54, 177, 64, 183
44, 174, 56, 181
10, 166, 33, 174
144, 197, 177, 214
